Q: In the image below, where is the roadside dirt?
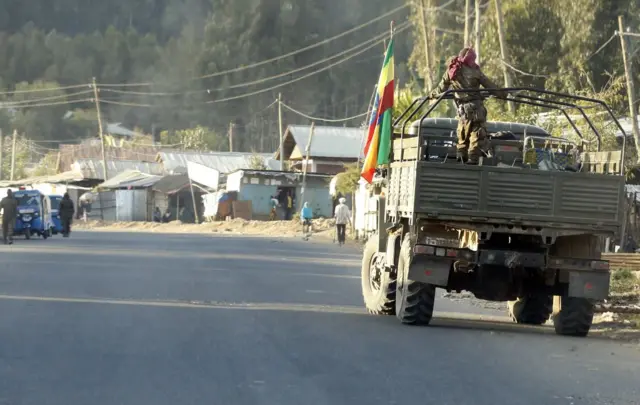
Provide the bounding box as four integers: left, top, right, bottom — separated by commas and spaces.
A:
74, 218, 355, 241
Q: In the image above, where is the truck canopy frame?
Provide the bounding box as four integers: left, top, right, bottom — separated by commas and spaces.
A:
392, 88, 628, 175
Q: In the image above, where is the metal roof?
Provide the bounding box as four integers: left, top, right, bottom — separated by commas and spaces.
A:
97, 170, 163, 190
152, 174, 192, 194
229, 169, 334, 179
277, 125, 364, 160
72, 159, 164, 180
157, 151, 279, 174
0, 170, 86, 187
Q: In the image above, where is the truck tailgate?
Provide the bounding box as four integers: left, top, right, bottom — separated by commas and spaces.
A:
408, 163, 625, 228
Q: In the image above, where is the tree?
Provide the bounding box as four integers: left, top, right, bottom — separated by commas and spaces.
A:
335, 162, 361, 197
248, 154, 267, 170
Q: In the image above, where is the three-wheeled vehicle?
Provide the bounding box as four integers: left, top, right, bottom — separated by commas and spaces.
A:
13, 189, 54, 240
49, 194, 63, 235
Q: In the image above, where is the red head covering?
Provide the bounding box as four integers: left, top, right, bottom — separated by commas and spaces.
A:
447, 47, 478, 79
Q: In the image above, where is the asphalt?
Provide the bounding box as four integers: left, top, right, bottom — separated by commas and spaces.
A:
0, 230, 639, 405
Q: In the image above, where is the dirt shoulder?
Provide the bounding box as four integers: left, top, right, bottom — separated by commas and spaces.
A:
74, 218, 359, 243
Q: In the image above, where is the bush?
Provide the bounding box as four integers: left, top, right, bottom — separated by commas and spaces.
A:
610, 269, 640, 295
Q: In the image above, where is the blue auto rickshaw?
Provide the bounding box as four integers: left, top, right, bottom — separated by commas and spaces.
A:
13, 189, 53, 240
49, 194, 63, 235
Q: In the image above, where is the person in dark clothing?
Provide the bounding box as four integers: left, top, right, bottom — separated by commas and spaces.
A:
59, 193, 75, 237
153, 207, 162, 223
0, 189, 18, 244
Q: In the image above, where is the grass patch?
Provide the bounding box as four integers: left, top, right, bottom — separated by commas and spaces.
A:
610, 269, 640, 295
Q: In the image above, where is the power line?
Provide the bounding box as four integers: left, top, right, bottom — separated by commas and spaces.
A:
1, 90, 93, 106
0, 98, 92, 109
205, 24, 410, 104
94, 25, 407, 107
0, 83, 90, 96
98, 4, 410, 87
281, 101, 369, 123
588, 33, 618, 60
98, 22, 409, 98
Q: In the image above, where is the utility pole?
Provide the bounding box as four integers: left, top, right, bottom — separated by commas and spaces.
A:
228, 122, 234, 152
618, 15, 640, 159
464, 0, 471, 46
475, 0, 481, 63
300, 122, 315, 208
92, 77, 108, 180
10, 129, 17, 181
417, 0, 433, 90
0, 129, 3, 181
278, 92, 284, 170
494, 0, 514, 112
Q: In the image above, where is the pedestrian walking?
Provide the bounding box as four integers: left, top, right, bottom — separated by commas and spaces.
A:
59, 193, 75, 237
334, 197, 351, 246
300, 201, 313, 240
0, 189, 18, 244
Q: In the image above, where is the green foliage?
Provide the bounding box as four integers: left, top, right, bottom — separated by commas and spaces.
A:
335, 162, 361, 196
248, 154, 267, 170
0, 133, 32, 180
160, 126, 226, 151
31, 152, 59, 177
610, 268, 640, 295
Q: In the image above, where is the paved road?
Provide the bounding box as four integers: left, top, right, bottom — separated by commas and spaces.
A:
0, 231, 639, 405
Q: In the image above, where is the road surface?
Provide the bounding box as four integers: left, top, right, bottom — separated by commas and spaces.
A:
0, 231, 639, 405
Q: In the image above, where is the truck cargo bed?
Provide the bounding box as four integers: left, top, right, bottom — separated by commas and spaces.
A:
387, 162, 625, 230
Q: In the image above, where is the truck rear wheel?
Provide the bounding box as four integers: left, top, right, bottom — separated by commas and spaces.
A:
550, 234, 600, 337
361, 234, 396, 315
508, 295, 552, 325
395, 237, 436, 325
552, 296, 594, 337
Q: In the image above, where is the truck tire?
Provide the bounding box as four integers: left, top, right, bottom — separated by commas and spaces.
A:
552, 296, 594, 337
361, 234, 396, 315
508, 295, 552, 325
550, 234, 599, 337
395, 237, 436, 325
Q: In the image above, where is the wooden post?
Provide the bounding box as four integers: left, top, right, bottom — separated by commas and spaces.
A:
618, 15, 640, 160
475, 0, 481, 64
92, 77, 108, 180
55, 151, 62, 174
494, 0, 515, 112
464, 0, 471, 46
300, 122, 315, 207
417, 0, 433, 90
188, 177, 200, 224
0, 129, 3, 181
10, 129, 17, 181
278, 93, 284, 170
228, 122, 234, 152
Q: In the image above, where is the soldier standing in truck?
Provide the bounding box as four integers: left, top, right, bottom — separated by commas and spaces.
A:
429, 47, 507, 164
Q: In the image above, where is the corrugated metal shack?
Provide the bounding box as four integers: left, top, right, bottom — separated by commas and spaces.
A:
225, 169, 333, 219
274, 125, 364, 174
156, 151, 279, 174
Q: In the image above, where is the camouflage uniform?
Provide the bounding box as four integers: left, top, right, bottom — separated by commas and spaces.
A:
430, 53, 506, 163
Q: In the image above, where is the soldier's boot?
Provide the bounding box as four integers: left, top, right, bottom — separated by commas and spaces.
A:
456, 149, 468, 163
466, 150, 481, 165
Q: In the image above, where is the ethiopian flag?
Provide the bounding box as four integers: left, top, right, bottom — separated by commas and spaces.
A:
361, 38, 394, 183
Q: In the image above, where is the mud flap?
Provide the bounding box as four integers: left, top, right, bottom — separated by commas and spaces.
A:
407, 255, 452, 287
568, 271, 610, 300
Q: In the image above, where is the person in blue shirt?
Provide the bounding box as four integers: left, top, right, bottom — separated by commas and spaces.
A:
300, 202, 313, 238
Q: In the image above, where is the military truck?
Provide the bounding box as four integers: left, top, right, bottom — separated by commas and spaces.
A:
361, 88, 627, 337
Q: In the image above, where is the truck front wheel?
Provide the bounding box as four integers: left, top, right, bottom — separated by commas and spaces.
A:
508, 295, 552, 325
361, 234, 396, 315
395, 237, 436, 325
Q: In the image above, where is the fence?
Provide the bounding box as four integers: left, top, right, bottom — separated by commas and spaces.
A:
603, 253, 640, 273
